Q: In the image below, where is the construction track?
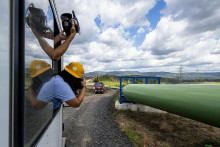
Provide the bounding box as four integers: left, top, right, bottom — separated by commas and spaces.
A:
63, 89, 133, 147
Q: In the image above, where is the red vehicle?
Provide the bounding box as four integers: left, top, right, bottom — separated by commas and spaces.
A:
94, 82, 104, 94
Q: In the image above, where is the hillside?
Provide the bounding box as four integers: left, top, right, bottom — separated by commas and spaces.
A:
84, 71, 220, 80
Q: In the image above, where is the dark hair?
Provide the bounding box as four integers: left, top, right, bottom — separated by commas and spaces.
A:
58, 70, 82, 94
31, 69, 53, 96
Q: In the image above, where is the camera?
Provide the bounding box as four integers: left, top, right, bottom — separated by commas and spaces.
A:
26, 3, 49, 36
61, 11, 80, 36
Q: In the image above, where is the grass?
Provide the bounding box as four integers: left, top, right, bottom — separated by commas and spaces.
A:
95, 75, 220, 88
113, 90, 120, 104
204, 139, 220, 147
213, 139, 220, 146
114, 109, 220, 147
112, 90, 220, 147
25, 79, 31, 89
25, 74, 31, 89
101, 81, 120, 87
101, 80, 130, 87
123, 127, 144, 147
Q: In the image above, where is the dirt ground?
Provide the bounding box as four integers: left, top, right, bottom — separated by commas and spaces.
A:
66, 87, 220, 147
63, 89, 133, 147
113, 109, 220, 147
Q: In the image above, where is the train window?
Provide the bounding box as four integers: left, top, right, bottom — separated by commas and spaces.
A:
0, 0, 10, 146
24, 1, 54, 146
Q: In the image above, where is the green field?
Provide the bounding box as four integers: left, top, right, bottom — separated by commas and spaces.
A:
89, 75, 220, 88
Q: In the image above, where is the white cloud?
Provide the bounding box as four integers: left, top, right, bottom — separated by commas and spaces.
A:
141, 16, 188, 55
25, 0, 220, 73
98, 0, 154, 28
64, 27, 143, 72
54, 0, 158, 72
137, 27, 145, 34
140, 0, 220, 72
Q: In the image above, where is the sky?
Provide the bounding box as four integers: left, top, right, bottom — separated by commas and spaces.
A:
36, 0, 220, 73
24, 0, 54, 67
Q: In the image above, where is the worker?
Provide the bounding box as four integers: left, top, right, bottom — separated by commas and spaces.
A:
28, 61, 86, 110
27, 12, 77, 61
28, 60, 53, 109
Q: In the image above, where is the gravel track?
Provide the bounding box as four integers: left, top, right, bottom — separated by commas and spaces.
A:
63, 89, 134, 147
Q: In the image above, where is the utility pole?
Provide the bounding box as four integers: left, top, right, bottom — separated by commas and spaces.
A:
179, 64, 183, 83
196, 67, 199, 84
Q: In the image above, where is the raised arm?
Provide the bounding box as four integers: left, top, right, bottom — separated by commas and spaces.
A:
50, 23, 76, 61
65, 78, 86, 108
30, 17, 77, 61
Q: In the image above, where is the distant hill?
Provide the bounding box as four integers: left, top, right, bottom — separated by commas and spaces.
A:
25, 67, 220, 80
84, 71, 220, 79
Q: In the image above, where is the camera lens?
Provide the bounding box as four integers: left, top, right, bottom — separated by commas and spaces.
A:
64, 21, 69, 26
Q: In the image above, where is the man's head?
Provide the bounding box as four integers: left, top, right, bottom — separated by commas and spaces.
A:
64, 62, 84, 78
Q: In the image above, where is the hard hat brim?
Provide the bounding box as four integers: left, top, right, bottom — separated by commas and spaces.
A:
31, 66, 51, 77
64, 67, 83, 78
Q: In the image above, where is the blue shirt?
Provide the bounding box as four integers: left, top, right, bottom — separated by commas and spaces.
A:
37, 75, 75, 110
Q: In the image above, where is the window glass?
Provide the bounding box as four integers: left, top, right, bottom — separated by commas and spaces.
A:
0, 0, 9, 146
95, 83, 103, 86
24, 1, 54, 146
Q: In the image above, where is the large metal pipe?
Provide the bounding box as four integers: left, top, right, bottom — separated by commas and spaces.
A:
123, 84, 220, 128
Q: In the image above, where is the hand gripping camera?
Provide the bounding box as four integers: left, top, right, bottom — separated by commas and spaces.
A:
26, 3, 49, 36
61, 11, 80, 36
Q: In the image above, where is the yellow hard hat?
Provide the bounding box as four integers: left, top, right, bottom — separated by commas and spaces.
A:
28, 60, 51, 77
64, 62, 84, 78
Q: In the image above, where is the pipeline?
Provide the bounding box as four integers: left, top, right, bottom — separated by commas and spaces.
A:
123, 84, 220, 128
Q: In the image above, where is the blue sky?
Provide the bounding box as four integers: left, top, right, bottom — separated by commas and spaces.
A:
146, 0, 166, 29
94, 15, 102, 29
94, 0, 166, 48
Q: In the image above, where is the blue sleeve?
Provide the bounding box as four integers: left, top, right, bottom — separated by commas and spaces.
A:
37, 80, 54, 102
54, 78, 76, 102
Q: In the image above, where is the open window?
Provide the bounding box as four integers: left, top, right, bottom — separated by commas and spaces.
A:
24, 0, 63, 146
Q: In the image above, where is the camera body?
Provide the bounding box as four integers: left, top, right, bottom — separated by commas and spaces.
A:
26, 4, 48, 35
61, 11, 80, 36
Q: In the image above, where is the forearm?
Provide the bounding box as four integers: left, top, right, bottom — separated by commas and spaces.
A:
35, 32, 74, 61
36, 35, 55, 59
76, 87, 86, 105
53, 34, 75, 60
31, 28, 55, 60
51, 19, 77, 60
54, 34, 60, 45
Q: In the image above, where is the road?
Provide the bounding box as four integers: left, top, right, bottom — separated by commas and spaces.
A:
63, 89, 133, 147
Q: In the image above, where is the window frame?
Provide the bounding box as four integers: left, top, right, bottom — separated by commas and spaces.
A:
11, 0, 63, 146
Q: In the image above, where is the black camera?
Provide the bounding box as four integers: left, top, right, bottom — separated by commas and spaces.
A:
26, 3, 49, 36
61, 11, 80, 36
